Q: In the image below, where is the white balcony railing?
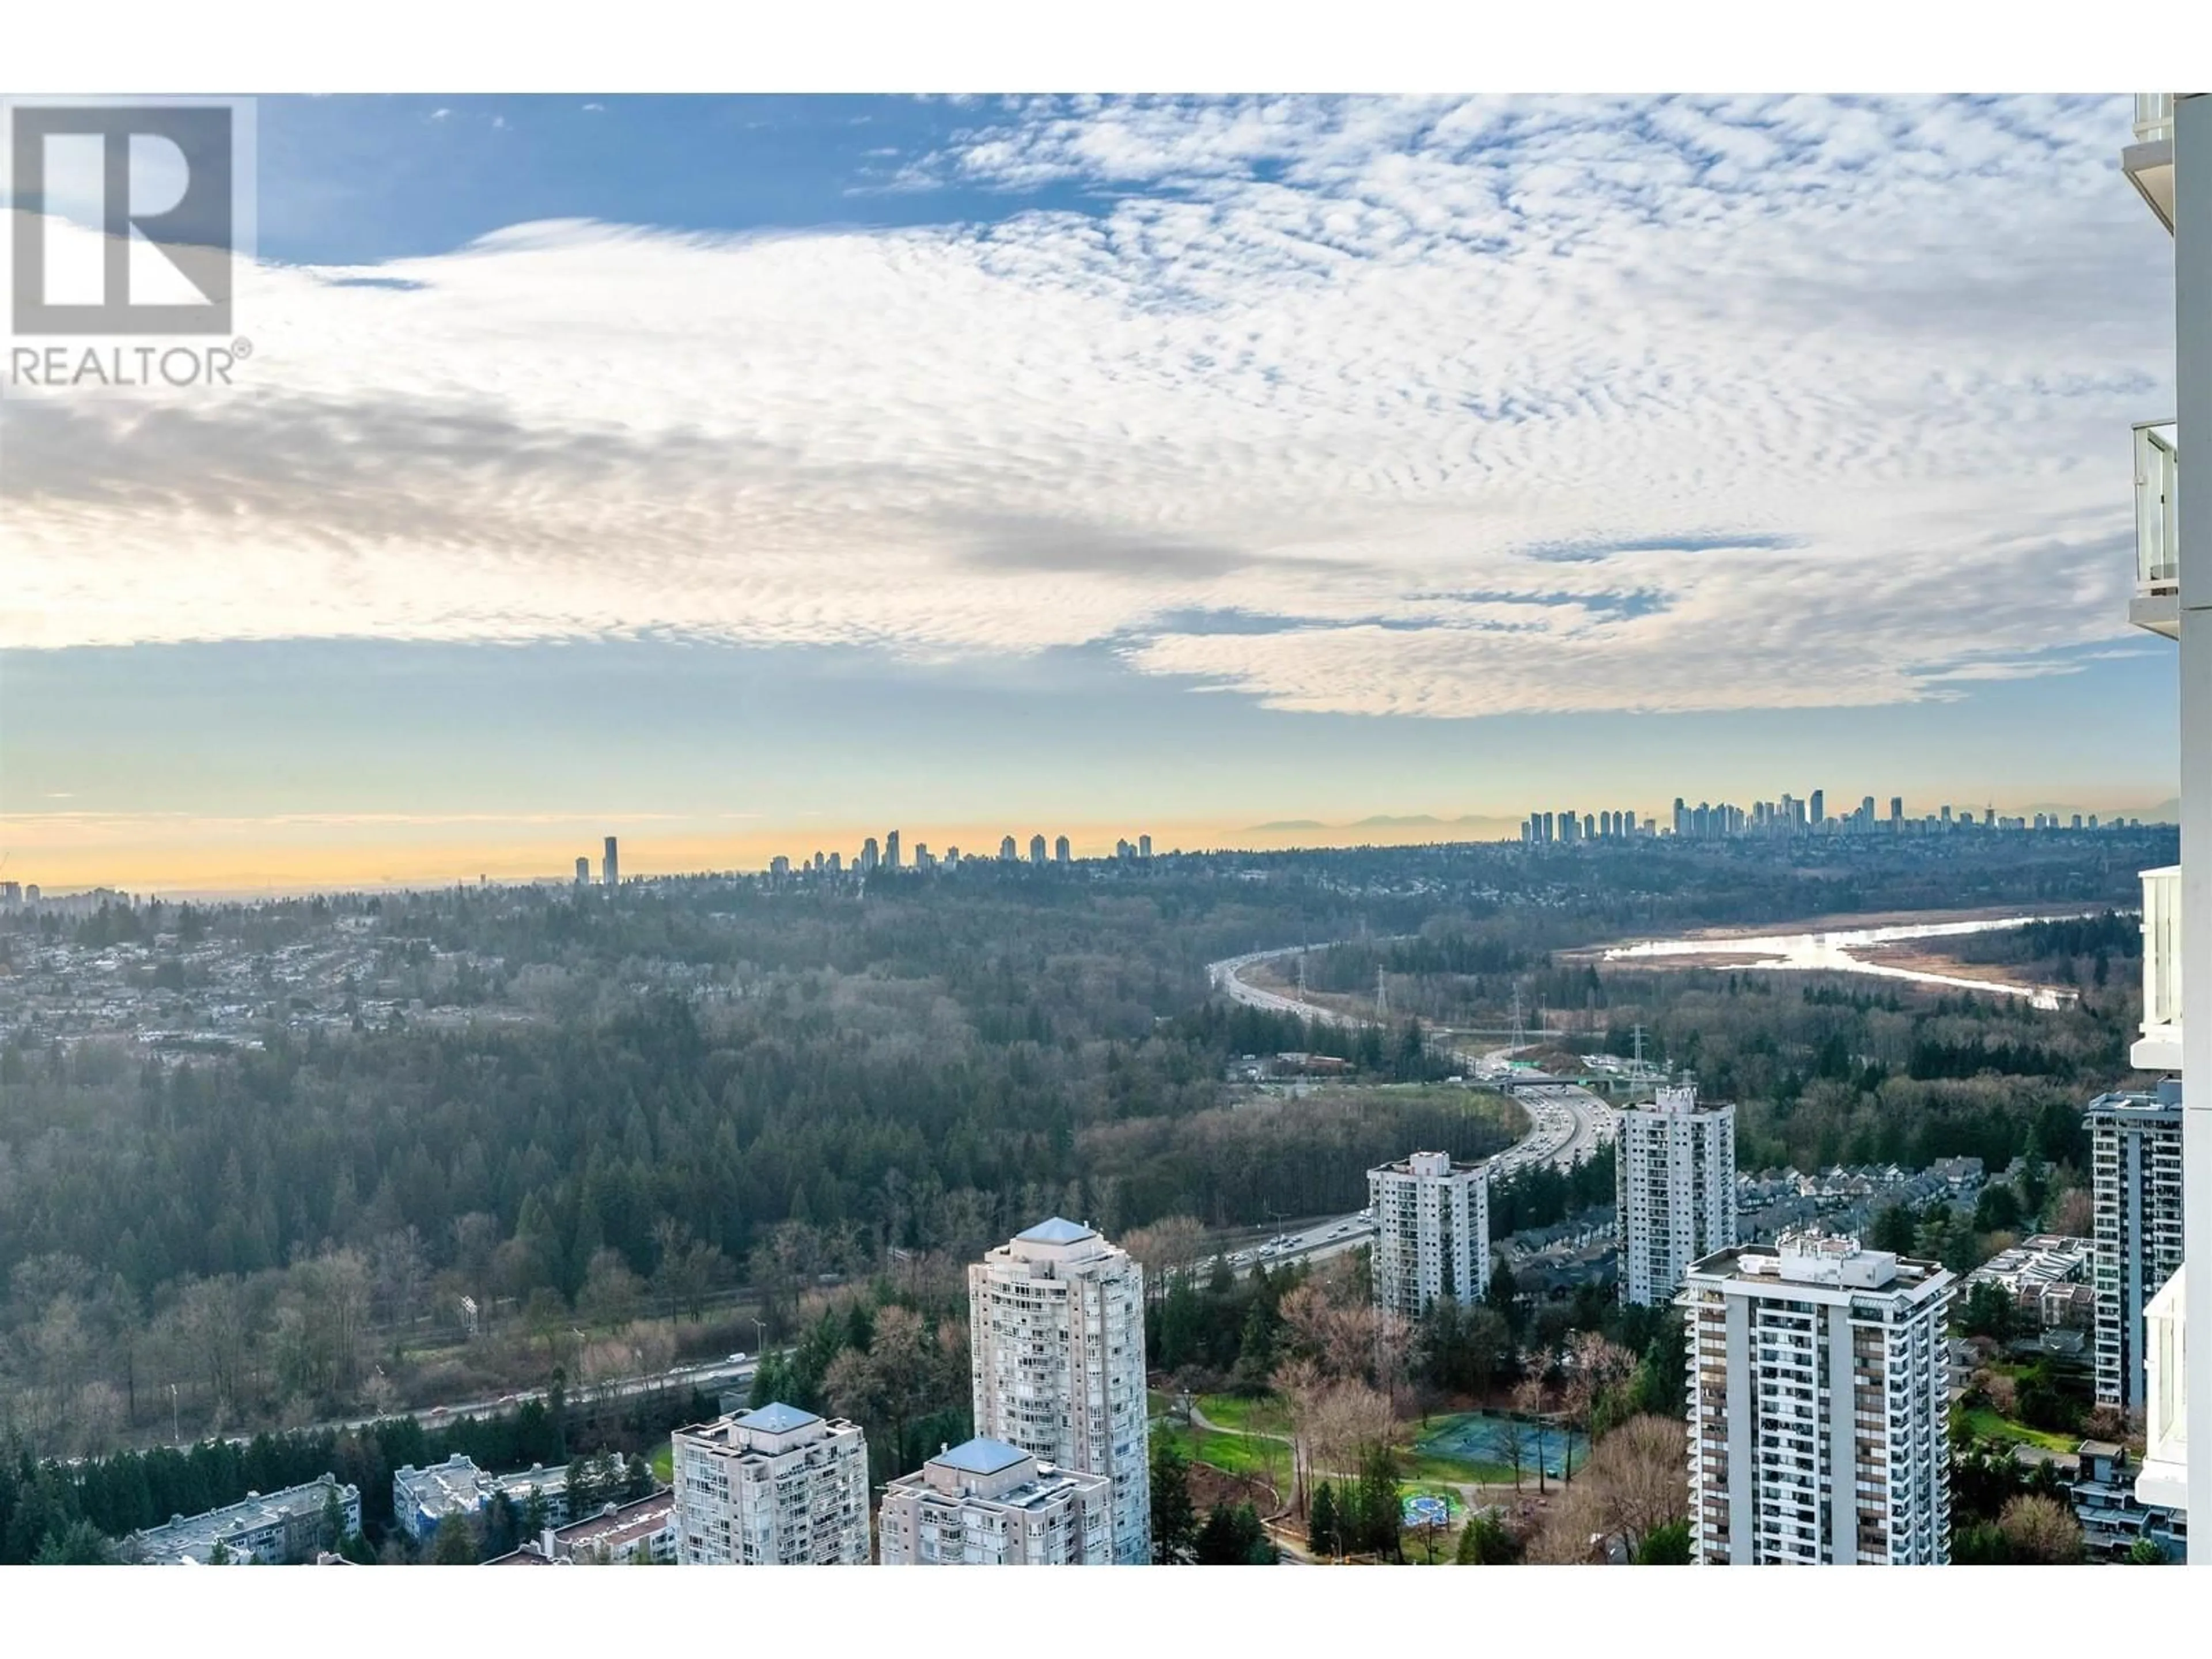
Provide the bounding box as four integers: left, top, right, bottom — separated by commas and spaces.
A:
2136, 1266, 2186, 1512
2124, 96, 2180, 233
2135, 864, 2182, 1072
2137, 422, 2178, 591
2131, 423, 2180, 638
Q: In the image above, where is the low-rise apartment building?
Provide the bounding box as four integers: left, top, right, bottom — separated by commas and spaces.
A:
483, 1490, 677, 1566
128, 1476, 361, 1565
2070, 1440, 2187, 1563
392, 1455, 571, 1543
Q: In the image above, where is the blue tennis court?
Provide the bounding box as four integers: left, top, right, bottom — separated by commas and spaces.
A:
1415, 1412, 1586, 1479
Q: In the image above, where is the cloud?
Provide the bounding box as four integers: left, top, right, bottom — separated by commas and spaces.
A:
0, 94, 2171, 721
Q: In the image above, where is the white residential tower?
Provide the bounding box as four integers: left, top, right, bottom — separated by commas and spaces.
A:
1368, 1150, 1490, 1319
968, 1219, 1150, 1564
1679, 1230, 1953, 1565
1615, 1083, 1737, 1306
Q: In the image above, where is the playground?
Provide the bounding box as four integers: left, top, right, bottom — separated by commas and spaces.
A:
1401, 1493, 1453, 1528
1413, 1412, 1587, 1481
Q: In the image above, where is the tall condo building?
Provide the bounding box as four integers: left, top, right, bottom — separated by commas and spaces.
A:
860, 837, 880, 873
1368, 1150, 1490, 1319
671, 1403, 870, 1565
967, 1219, 1150, 1565
1054, 835, 1071, 865
601, 836, 619, 889
2114, 90, 2204, 1530
885, 830, 901, 871
2085, 1084, 2186, 1410
877, 1437, 1112, 1565
1615, 1084, 1737, 1307
574, 855, 589, 884
1679, 1231, 1954, 1565
1029, 834, 1047, 866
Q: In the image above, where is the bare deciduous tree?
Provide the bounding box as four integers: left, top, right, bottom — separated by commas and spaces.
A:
1998, 1494, 2084, 1563
1121, 1215, 1206, 1304
1584, 1414, 1687, 1552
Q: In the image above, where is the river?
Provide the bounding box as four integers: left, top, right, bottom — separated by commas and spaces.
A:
1599, 913, 2091, 1010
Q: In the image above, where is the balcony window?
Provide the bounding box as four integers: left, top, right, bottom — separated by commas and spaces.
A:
2135, 421, 2179, 608
2137, 1266, 2187, 1511
2136, 865, 2183, 1070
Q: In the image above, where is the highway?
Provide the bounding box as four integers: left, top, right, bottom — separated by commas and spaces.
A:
1202, 943, 1616, 1274
398, 1353, 761, 1434
142, 1352, 771, 1460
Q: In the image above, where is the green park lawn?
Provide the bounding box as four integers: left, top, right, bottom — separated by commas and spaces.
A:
1194, 1393, 1291, 1435
650, 1440, 674, 1485
1960, 1407, 2078, 1456
1152, 1418, 1289, 1485
1161, 1391, 1526, 1487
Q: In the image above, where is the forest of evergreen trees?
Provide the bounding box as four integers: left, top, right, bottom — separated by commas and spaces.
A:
0, 829, 2169, 1488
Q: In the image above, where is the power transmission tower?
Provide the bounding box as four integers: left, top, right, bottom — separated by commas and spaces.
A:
1376, 965, 1388, 1018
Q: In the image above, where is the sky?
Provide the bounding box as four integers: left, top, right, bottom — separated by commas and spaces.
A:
0, 93, 2183, 893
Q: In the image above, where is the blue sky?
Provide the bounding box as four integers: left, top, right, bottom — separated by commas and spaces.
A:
0, 94, 2183, 889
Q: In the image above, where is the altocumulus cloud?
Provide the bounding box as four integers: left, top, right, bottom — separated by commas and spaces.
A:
0, 94, 2172, 717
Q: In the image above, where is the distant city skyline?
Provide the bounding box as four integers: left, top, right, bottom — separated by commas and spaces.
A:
2, 782, 2183, 900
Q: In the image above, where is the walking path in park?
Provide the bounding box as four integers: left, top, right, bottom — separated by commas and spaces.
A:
1172, 1395, 1570, 1556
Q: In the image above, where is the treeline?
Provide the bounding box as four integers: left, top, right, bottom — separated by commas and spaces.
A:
1569, 971, 2137, 1176
1083, 1090, 1513, 1229
740, 1281, 972, 1486
1488, 1148, 1616, 1236
1946, 909, 2141, 980
0, 835, 2167, 1465
1170, 999, 1456, 1081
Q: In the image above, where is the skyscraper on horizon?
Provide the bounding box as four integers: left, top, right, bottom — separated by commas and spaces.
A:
885, 830, 901, 871
1055, 835, 1071, 865
601, 836, 618, 889
574, 855, 589, 884
1029, 833, 1047, 866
